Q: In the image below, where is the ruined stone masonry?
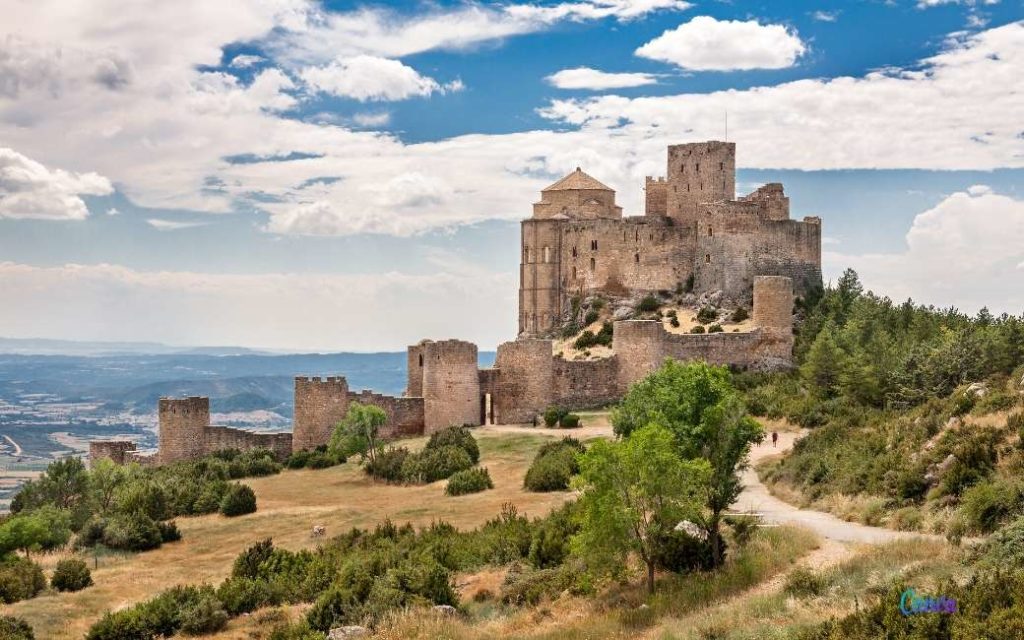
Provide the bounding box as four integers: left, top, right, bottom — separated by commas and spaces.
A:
519, 141, 821, 336
91, 141, 818, 467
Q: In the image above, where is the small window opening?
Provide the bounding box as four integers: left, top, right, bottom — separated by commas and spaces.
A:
634, 253, 640, 263
590, 257, 596, 270
705, 254, 711, 264
708, 227, 714, 237
418, 354, 423, 366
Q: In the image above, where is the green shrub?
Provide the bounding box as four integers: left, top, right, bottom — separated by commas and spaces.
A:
179, 592, 229, 635
446, 468, 493, 496
305, 452, 342, 469
50, 558, 92, 592
157, 520, 181, 543
102, 513, 162, 552
401, 446, 472, 484
731, 307, 749, 323
0, 615, 34, 640
573, 331, 597, 350
559, 413, 581, 429
708, 324, 723, 333
637, 295, 659, 313
85, 610, 148, 640
216, 576, 280, 615
306, 585, 356, 632
696, 305, 718, 324
651, 527, 717, 572
528, 502, 579, 569
523, 438, 585, 492
269, 620, 324, 640
285, 450, 312, 469
670, 316, 680, 328
684, 274, 695, 293
974, 389, 1018, 414
690, 325, 706, 334
783, 567, 825, 598
0, 556, 45, 604
960, 479, 1022, 534
365, 447, 409, 483
725, 515, 759, 547
951, 390, 975, 416
500, 565, 573, 605
890, 506, 924, 531
543, 406, 568, 428
583, 309, 600, 325
425, 426, 480, 464
75, 516, 107, 549
219, 484, 257, 517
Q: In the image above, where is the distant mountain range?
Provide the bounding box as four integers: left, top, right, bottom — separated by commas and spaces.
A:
0, 337, 272, 357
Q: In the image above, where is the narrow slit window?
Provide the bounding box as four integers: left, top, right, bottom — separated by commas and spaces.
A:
705, 254, 711, 263
634, 253, 640, 263
708, 227, 714, 237
590, 257, 596, 270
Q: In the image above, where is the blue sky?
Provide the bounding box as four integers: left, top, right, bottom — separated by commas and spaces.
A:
1, 0, 1022, 351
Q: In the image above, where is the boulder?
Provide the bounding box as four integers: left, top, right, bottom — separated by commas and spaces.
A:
612, 305, 633, 321
966, 382, 987, 398
328, 626, 369, 639
433, 605, 458, 616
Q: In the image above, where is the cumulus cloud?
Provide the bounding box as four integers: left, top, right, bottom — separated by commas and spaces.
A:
546, 67, 659, 89
300, 56, 460, 101
826, 186, 1024, 314
0, 148, 112, 220
635, 16, 807, 71
0, 261, 517, 351
146, 219, 210, 231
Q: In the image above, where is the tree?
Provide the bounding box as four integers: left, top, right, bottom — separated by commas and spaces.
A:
612, 360, 764, 567
89, 458, 127, 516
0, 506, 72, 558
801, 324, 847, 398
572, 423, 710, 594
329, 402, 387, 464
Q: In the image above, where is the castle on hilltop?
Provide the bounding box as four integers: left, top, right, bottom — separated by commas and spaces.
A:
520, 141, 821, 336
90, 141, 821, 467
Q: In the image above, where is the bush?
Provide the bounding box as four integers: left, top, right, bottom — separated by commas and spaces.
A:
0, 556, 45, 604
500, 565, 573, 605
102, 513, 162, 552
217, 577, 281, 615
573, 331, 597, 350
684, 274, 695, 293
690, 325, 706, 334
51, 558, 92, 592
365, 447, 410, 482
637, 295, 660, 313
84, 610, 148, 640
446, 468, 494, 496
543, 406, 568, 428
783, 567, 825, 598
305, 452, 342, 469
708, 324, 723, 333
951, 390, 975, 416
583, 309, 600, 325
670, 316, 680, 328
179, 592, 229, 635
725, 515, 759, 547
524, 438, 585, 492
157, 520, 181, 543
528, 502, 579, 569
559, 413, 581, 429
731, 307, 749, 323
0, 615, 33, 640
75, 516, 108, 549
651, 527, 716, 572
219, 484, 257, 517
285, 450, 312, 469
425, 426, 480, 464
401, 446, 472, 484
696, 305, 718, 324
960, 479, 1022, 534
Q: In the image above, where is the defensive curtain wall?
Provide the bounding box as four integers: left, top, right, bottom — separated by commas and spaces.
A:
90, 276, 794, 466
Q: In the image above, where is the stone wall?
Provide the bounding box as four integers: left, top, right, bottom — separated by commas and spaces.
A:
645, 177, 667, 216
293, 376, 349, 452
420, 339, 481, 433
203, 427, 293, 461
89, 440, 137, 465
346, 390, 425, 439
552, 355, 620, 410
494, 339, 555, 424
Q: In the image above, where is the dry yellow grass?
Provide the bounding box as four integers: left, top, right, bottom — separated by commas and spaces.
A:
2, 430, 575, 639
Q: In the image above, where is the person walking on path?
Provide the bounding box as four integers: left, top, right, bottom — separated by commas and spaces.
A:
772, 431, 778, 447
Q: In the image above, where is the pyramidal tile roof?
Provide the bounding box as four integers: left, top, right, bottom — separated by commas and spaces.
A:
542, 167, 613, 192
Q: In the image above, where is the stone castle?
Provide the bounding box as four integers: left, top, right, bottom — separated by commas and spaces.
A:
90, 141, 821, 467
520, 140, 821, 336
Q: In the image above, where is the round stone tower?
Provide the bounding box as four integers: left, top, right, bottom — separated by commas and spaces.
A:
158, 396, 209, 464
753, 276, 793, 332
494, 338, 554, 424
612, 320, 665, 393
422, 339, 481, 433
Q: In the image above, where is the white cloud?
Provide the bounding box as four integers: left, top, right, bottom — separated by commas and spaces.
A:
146, 218, 210, 231
299, 56, 460, 101
0, 147, 112, 220
546, 67, 659, 89
229, 54, 264, 68
635, 16, 807, 71
352, 112, 391, 127
918, 0, 999, 7
0, 261, 516, 351
266, 1, 689, 66
825, 186, 1024, 314
812, 10, 839, 22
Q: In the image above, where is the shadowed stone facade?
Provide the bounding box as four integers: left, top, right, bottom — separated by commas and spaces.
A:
519, 141, 821, 336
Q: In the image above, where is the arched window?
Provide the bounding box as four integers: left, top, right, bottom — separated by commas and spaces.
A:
543, 246, 551, 263
705, 254, 711, 264
418, 354, 423, 366
695, 162, 700, 173
571, 246, 577, 257
708, 227, 714, 237
590, 257, 596, 271
634, 253, 640, 264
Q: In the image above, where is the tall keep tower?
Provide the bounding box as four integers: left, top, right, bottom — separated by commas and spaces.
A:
665, 141, 735, 227
158, 396, 209, 464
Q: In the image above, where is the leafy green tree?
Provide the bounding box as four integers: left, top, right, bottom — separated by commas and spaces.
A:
801, 324, 847, 398
329, 402, 387, 464
0, 506, 72, 558
612, 360, 763, 566
572, 423, 710, 594
88, 458, 127, 516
